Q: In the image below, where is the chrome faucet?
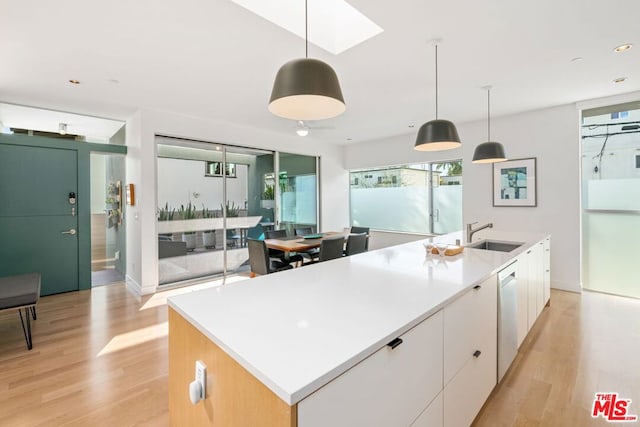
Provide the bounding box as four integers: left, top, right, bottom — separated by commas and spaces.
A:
466, 222, 493, 242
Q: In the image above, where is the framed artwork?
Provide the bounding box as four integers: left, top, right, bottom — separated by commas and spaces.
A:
493, 157, 537, 207
205, 161, 236, 178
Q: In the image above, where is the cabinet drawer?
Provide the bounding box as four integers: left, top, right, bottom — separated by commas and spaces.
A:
411, 391, 443, 427
443, 275, 497, 384
298, 311, 443, 427
443, 329, 497, 427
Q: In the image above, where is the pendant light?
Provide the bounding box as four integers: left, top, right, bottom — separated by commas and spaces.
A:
269, 0, 345, 121
414, 41, 461, 151
472, 86, 507, 163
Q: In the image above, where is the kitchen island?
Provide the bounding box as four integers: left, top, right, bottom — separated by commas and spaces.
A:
168, 230, 550, 426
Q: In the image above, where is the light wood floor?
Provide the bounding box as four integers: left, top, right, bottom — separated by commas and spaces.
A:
1, 286, 638, 426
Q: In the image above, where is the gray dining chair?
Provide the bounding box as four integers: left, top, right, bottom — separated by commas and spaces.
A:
350, 226, 370, 250
293, 226, 319, 261
264, 229, 303, 266
294, 226, 314, 236
318, 236, 346, 262
247, 239, 293, 276
344, 233, 368, 256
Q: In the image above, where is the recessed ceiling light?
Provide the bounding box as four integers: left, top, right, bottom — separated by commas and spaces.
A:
613, 77, 627, 83
68, 79, 80, 85
346, 138, 352, 141
570, 57, 583, 63
108, 79, 120, 84
614, 44, 632, 53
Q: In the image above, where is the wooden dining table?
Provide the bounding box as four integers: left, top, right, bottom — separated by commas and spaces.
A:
264, 231, 346, 253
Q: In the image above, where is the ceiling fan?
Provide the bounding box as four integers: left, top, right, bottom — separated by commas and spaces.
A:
293, 120, 334, 137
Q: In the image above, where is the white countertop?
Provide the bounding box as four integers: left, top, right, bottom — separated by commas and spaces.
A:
168, 229, 548, 405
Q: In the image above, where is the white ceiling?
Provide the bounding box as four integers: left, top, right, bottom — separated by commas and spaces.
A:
0, 0, 638, 144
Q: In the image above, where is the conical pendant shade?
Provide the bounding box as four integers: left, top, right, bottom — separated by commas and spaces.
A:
269, 58, 345, 121
414, 119, 461, 151
472, 86, 507, 163
472, 141, 507, 163
414, 42, 461, 152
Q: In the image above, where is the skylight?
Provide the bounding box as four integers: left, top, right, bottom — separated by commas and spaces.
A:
231, 0, 383, 55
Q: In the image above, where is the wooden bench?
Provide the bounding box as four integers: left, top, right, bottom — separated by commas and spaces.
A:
0, 273, 41, 350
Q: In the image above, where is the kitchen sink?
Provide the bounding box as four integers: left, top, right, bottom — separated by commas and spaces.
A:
466, 239, 523, 252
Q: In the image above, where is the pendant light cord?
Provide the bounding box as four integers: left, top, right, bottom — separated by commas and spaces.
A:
487, 88, 491, 141
305, 0, 308, 58
434, 44, 439, 119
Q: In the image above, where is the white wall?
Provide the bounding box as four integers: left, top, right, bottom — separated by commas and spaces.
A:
90, 155, 106, 214
157, 157, 248, 210
125, 109, 349, 295
345, 104, 582, 293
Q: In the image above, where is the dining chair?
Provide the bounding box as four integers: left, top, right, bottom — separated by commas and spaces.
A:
247, 239, 293, 276
294, 226, 314, 236
318, 236, 346, 262
226, 229, 241, 248
350, 226, 370, 250
264, 229, 304, 266
294, 226, 320, 261
344, 233, 368, 256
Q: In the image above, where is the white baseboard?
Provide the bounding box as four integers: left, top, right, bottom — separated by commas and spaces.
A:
551, 280, 581, 294
125, 275, 157, 297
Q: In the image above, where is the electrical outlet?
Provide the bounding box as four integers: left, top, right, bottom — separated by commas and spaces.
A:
189, 360, 207, 404
115, 251, 120, 260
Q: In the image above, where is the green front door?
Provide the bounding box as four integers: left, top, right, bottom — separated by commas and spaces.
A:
0, 144, 79, 295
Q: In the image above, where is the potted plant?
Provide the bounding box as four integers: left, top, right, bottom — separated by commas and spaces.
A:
221, 201, 240, 218
261, 184, 275, 209
202, 204, 217, 249
178, 202, 197, 251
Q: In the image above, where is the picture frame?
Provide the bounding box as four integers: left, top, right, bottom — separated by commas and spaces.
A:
493, 157, 537, 207
204, 161, 236, 178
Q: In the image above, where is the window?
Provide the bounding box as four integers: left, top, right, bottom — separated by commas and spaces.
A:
349, 161, 462, 235
205, 161, 236, 177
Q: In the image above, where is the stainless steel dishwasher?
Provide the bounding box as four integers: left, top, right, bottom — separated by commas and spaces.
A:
498, 261, 518, 382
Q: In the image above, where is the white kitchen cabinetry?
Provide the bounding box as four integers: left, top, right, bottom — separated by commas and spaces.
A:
516, 258, 529, 348
411, 392, 443, 427
443, 275, 497, 427
533, 242, 545, 318
543, 237, 551, 304
518, 239, 549, 336
298, 311, 443, 427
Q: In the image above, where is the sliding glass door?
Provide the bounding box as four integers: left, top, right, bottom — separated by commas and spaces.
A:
156, 138, 273, 285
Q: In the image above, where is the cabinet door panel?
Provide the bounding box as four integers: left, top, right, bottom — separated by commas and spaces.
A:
516, 257, 529, 347
543, 238, 551, 304
444, 329, 497, 427
298, 311, 443, 427
443, 275, 497, 385
411, 392, 443, 427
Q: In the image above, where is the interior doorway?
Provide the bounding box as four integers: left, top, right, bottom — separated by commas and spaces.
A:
90, 153, 126, 287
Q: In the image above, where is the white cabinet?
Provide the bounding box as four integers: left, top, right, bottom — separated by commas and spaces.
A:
516, 258, 529, 348
443, 275, 497, 427
298, 311, 443, 427
411, 392, 443, 427
543, 237, 551, 305
517, 238, 549, 336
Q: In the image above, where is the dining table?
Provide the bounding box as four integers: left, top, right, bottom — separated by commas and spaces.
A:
264, 231, 347, 254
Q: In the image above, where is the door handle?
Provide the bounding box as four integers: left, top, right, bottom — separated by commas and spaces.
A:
61, 229, 77, 235
387, 337, 403, 349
